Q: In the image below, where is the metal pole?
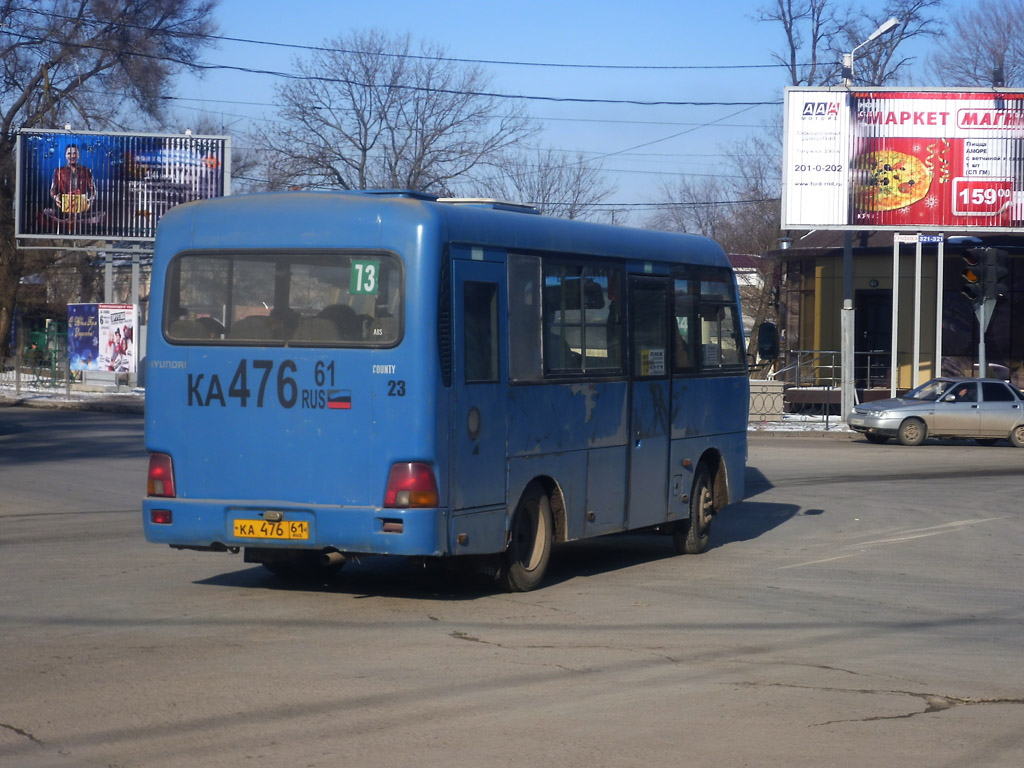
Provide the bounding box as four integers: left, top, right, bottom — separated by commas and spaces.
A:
978, 301, 987, 376
841, 231, 855, 418
935, 238, 944, 379
104, 252, 113, 303
890, 236, 900, 395
912, 236, 922, 388
15, 323, 22, 396
131, 250, 140, 388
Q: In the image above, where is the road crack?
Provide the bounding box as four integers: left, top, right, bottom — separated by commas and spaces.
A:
741, 681, 1024, 725
1, 721, 43, 747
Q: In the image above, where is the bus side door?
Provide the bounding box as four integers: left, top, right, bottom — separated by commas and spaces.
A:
627, 276, 671, 529
452, 257, 508, 510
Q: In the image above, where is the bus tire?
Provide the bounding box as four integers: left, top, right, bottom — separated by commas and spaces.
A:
500, 483, 553, 592
674, 464, 713, 555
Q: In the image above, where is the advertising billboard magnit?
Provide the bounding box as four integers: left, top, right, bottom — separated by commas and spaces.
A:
783, 88, 1024, 232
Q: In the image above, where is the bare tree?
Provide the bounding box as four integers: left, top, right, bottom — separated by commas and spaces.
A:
648, 132, 783, 360
839, 0, 944, 86
757, 0, 848, 86
716, 135, 783, 254
647, 175, 731, 239
648, 133, 781, 251
0, 0, 219, 355
475, 148, 616, 220
250, 30, 535, 195
927, 0, 1024, 86
757, 0, 944, 87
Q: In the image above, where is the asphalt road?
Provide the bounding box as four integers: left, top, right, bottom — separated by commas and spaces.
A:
2, 407, 1023, 767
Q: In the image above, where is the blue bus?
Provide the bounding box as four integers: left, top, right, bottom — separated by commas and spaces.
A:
143, 190, 752, 591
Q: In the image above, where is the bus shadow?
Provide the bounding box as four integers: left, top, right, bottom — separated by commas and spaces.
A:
198, 559, 506, 601
198, 495, 800, 599
743, 466, 774, 498
712, 499, 801, 546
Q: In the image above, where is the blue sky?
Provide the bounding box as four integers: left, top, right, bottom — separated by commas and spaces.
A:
171, 0, 942, 220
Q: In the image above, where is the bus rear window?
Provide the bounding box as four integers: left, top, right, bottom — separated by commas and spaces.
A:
164, 251, 403, 346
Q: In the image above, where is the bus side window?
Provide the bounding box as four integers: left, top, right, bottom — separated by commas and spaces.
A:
673, 277, 695, 373
698, 269, 744, 370
542, 263, 583, 374
464, 282, 498, 382
586, 266, 623, 372
508, 254, 543, 381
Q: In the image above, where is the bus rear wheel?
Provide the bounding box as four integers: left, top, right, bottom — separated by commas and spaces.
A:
500, 484, 553, 592
673, 465, 713, 555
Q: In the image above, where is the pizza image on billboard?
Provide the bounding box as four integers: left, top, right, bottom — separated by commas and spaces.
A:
854, 149, 932, 212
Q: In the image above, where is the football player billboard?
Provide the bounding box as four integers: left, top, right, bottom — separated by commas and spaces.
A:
16, 129, 230, 241
782, 87, 1024, 232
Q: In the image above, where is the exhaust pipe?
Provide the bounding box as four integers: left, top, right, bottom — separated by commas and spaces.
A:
321, 550, 346, 568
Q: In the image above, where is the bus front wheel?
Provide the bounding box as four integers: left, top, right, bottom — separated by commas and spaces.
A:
673, 465, 713, 555
500, 483, 553, 592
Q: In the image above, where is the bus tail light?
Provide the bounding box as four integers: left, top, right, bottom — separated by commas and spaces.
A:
148, 453, 177, 498
384, 462, 439, 508
150, 509, 173, 525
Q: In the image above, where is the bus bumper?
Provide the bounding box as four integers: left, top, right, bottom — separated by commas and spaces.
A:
142, 498, 453, 557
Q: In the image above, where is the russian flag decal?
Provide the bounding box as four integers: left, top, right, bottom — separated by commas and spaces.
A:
327, 389, 352, 410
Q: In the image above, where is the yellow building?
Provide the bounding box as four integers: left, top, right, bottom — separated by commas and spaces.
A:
766, 231, 1022, 393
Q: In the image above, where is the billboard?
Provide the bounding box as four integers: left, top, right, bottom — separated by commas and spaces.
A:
17, 129, 229, 241
782, 88, 1024, 232
68, 303, 137, 373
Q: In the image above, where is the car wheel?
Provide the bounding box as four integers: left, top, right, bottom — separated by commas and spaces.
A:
897, 418, 926, 446
864, 433, 889, 444
1009, 424, 1024, 448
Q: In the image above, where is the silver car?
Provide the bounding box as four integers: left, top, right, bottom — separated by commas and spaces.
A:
847, 377, 1024, 446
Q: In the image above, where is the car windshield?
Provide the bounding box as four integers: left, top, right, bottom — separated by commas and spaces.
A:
902, 379, 955, 401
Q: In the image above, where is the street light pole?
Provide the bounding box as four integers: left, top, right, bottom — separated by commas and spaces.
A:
842, 17, 900, 86
840, 17, 900, 421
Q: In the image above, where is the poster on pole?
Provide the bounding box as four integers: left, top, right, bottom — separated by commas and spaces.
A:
68, 303, 137, 373
17, 129, 229, 242
783, 87, 1024, 232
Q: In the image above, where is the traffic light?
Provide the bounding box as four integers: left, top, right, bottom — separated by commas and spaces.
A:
961, 248, 984, 304
983, 248, 1009, 300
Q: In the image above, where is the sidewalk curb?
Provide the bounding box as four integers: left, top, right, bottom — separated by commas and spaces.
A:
748, 428, 855, 439
0, 394, 144, 415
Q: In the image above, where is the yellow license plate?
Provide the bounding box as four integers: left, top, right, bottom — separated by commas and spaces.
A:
233, 519, 309, 540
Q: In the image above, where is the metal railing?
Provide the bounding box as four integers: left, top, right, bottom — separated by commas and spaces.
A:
769, 349, 893, 390
1, 326, 74, 396
761, 349, 895, 424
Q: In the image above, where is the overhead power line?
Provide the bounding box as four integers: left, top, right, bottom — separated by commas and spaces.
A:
4, 28, 780, 108
25, 6, 790, 72
162, 95, 771, 131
